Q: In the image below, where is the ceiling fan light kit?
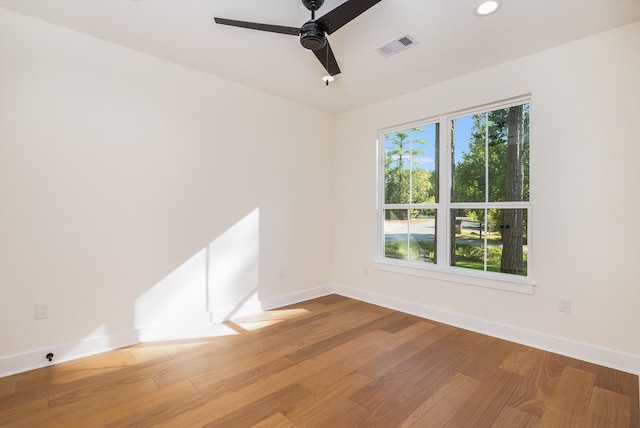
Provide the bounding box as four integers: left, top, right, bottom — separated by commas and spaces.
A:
214, 0, 382, 83
475, 0, 502, 16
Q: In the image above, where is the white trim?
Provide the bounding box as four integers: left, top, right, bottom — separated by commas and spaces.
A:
372, 259, 535, 294
259, 285, 335, 311
333, 284, 640, 376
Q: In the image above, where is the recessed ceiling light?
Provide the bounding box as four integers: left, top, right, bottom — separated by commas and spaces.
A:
322, 75, 334, 86
475, 0, 502, 16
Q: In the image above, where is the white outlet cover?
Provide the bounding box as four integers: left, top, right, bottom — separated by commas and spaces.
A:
35, 303, 49, 319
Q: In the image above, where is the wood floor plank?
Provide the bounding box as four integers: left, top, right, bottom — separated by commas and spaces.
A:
398, 373, 482, 428
46, 378, 159, 427
0, 295, 636, 428
350, 345, 446, 426
503, 347, 567, 418
296, 344, 386, 393
200, 383, 312, 428
0, 379, 16, 398
538, 365, 597, 427
285, 371, 372, 427
190, 355, 294, 396
489, 405, 540, 428
357, 342, 423, 380
100, 380, 197, 427
584, 386, 631, 427
251, 412, 300, 428
448, 368, 524, 428
0, 397, 48, 427
409, 322, 457, 349
379, 312, 424, 333
378, 320, 437, 351
284, 306, 396, 363
459, 333, 519, 382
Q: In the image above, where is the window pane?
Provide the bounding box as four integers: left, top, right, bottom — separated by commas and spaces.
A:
385, 209, 437, 262
451, 209, 486, 271
384, 209, 409, 260
494, 208, 528, 276
451, 114, 486, 202
488, 104, 530, 202
452, 103, 530, 203
384, 124, 438, 204
410, 124, 439, 204
409, 209, 437, 264
451, 208, 528, 275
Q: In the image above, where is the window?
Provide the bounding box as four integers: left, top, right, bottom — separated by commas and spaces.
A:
379, 99, 531, 284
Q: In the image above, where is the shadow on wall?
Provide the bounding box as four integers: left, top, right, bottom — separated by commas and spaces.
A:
133, 207, 262, 342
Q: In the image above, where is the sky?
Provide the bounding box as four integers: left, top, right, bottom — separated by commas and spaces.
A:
384, 116, 474, 172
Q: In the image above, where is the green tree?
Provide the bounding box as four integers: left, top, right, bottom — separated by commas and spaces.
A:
500, 105, 526, 274
384, 129, 429, 219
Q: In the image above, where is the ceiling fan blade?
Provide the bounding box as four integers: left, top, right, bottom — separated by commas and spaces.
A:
316, 0, 381, 35
313, 41, 341, 76
214, 18, 300, 36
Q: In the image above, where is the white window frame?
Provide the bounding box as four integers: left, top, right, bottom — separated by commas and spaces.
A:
376, 97, 534, 294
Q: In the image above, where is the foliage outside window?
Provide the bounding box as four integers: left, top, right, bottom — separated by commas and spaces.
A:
381, 100, 531, 279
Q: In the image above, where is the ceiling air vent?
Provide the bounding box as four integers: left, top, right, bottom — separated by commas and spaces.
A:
375, 34, 418, 57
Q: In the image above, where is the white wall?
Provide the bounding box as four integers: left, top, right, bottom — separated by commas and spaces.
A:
334, 22, 640, 371
0, 8, 334, 373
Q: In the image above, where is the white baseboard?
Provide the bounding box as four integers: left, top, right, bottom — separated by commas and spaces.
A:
0, 314, 212, 379
208, 285, 334, 323
0, 330, 139, 379
260, 285, 336, 311
2, 283, 638, 379
333, 283, 640, 376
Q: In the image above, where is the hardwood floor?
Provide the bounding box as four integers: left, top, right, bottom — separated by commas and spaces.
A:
1, 295, 638, 427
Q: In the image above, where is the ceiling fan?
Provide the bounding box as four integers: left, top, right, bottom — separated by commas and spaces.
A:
214, 0, 382, 80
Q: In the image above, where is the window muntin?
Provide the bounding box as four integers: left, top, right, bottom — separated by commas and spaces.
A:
380, 99, 530, 281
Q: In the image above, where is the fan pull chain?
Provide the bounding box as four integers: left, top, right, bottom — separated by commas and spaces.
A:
326, 46, 330, 86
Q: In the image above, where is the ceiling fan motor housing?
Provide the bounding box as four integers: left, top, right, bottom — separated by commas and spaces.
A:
300, 21, 327, 50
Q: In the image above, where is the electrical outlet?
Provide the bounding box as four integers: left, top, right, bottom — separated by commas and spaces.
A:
279, 268, 285, 278
35, 303, 49, 320
558, 298, 571, 313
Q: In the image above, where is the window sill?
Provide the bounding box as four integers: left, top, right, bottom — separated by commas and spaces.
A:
372, 259, 535, 294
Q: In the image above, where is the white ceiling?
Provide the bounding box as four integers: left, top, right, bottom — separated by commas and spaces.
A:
2, 0, 640, 114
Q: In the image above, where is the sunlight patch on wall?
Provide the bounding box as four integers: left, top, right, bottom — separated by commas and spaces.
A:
208, 208, 260, 322
135, 247, 208, 341
132, 208, 262, 342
